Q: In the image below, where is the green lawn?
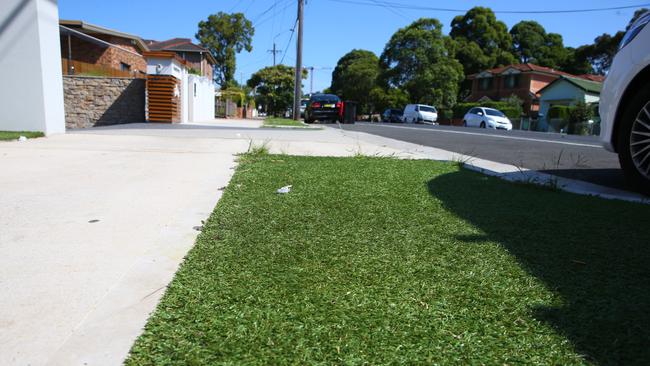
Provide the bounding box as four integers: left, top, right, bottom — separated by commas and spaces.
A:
263, 117, 308, 127
0, 131, 44, 141
127, 154, 650, 365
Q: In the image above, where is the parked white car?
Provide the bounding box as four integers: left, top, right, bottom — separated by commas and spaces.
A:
600, 10, 650, 194
463, 107, 513, 131
403, 104, 438, 123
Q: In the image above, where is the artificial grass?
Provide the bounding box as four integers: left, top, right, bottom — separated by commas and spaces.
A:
127, 154, 650, 365
263, 117, 308, 127
0, 131, 44, 141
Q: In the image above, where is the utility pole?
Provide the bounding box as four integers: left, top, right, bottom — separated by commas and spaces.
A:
293, 0, 304, 120
267, 43, 281, 66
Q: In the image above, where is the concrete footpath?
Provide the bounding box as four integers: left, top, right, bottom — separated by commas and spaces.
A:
0, 119, 645, 366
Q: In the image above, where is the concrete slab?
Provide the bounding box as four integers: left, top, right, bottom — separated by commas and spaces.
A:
0, 133, 247, 365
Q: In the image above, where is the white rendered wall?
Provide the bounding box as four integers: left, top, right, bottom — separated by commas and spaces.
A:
181, 70, 189, 123
146, 57, 184, 80
0, 0, 65, 134
186, 75, 215, 122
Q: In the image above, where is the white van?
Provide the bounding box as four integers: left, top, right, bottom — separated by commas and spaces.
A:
403, 104, 438, 124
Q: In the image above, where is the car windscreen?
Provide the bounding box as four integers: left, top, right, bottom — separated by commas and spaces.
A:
311, 95, 340, 103
301, 100, 309, 106
392, 109, 403, 115
485, 109, 505, 117
419, 106, 437, 113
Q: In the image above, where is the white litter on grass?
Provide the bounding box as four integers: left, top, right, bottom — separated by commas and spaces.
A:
17, 136, 27, 142
276, 185, 292, 194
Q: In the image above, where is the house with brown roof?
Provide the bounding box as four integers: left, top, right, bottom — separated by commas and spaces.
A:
146, 38, 216, 80
59, 20, 149, 77
466, 63, 586, 117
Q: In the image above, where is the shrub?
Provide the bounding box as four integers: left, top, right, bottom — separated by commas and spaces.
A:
548, 105, 572, 121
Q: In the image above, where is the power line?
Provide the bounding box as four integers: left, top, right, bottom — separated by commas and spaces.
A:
253, 0, 295, 28
279, 18, 298, 65
251, 0, 287, 24
324, 0, 650, 14
368, 0, 408, 20
229, 0, 244, 12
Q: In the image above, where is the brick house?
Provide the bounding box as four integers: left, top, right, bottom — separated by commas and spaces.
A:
59, 20, 149, 76
466, 63, 584, 117
146, 38, 216, 80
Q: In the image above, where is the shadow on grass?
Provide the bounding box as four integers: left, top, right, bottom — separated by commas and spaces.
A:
427, 169, 650, 365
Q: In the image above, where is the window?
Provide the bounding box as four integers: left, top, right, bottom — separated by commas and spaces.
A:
419, 106, 437, 113
120, 62, 131, 72
504, 74, 520, 89
485, 109, 506, 117
311, 94, 340, 103
479, 77, 493, 91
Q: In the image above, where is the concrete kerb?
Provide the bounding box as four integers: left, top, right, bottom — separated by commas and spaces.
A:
334, 127, 650, 204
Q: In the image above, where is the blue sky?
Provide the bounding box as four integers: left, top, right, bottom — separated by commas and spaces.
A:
59, 0, 647, 92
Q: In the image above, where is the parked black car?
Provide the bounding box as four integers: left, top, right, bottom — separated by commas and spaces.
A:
304, 94, 343, 123
382, 108, 404, 123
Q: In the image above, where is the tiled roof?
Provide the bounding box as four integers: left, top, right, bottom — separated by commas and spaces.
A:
537, 75, 603, 95
470, 63, 573, 78
148, 38, 216, 65
148, 38, 208, 52
577, 74, 606, 82
468, 63, 602, 82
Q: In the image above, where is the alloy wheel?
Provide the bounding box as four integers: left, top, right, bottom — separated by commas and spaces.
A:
630, 101, 650, 180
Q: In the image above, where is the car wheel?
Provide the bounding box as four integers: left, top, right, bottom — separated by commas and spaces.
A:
617, 88, 650, 195
463, 120, 467, 127
480, 121, 486, 128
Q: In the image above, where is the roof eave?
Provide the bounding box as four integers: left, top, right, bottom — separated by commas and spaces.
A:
59, 19, 150, 53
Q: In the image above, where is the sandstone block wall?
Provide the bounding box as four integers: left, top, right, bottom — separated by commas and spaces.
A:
63, 76, 145, 128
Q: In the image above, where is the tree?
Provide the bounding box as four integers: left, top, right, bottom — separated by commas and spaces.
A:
247, 65, 307, 116
380, 18, 464, 109
510, 21, 575, 70
510, 21, 547, 63
330, 50, 380, 113
557, 47, 594, 75
571, 8, 648, 75
196, 12, 254, 88
450, 7, 516, 74
369, 87, 409, 113
576, 32, 624, 75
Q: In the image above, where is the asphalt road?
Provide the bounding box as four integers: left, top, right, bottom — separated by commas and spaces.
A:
340, 122, 627, 190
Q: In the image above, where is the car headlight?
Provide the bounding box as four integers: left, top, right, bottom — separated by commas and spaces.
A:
620, 11, 650, 50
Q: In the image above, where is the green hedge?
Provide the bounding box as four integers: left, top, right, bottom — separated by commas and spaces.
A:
547, 105, 572, 121
453, 102, 522, 119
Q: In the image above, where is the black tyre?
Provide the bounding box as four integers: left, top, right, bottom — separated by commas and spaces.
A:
463, 120, 467, 127
617, 87, 650, 195
480, 121, 486, 128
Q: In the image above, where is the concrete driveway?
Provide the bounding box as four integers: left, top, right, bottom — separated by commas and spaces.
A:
0, 130, 250, 365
